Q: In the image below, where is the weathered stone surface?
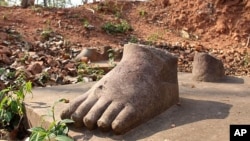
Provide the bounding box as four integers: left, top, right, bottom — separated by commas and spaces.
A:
61, 43, 179, 134
192, 52, 224, 82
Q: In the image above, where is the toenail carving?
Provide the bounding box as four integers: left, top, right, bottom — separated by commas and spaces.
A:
98, 85, 103, 89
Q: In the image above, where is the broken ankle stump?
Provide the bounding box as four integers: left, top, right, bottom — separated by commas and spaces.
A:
61, 43, 179, 134
74, 46, 123, 63
192, 52, 225, 82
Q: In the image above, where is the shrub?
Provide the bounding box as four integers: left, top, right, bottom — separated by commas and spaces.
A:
0, 74, 32, 129
102, 20, 132, 34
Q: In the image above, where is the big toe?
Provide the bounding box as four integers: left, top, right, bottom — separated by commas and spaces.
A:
61, 94, 88, 119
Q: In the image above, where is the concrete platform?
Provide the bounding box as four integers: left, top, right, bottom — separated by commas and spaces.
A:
24, 73, 250, 141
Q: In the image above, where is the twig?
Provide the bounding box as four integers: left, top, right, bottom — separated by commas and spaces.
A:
246, 35, 250, 48
58, 20, 61, 28
85, 7, 95, 14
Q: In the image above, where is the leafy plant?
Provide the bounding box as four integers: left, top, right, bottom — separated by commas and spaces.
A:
107, 48, 116, 67
0, 68, 18, 84
147, 33, 160, 42
40, 20, 53, 41
0, 68, 5, 75
29, 98, 74, 141
38, 71, 50, 86
80, 18, 90, 28
114, 11, 122, 19
40, 29, 53, 41
5, 70, 16, 80
77, 63, 105, 82
139, 9, 147, 17
20, 52, 30, 64
146, 31, 165, 45
244, 52, 249, 66
129, 35, 139, 43
0, 73, 32, 129
102, 20, 132, 34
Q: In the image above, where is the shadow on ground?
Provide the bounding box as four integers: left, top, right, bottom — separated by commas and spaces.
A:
220, 76, 244, 84
69, 97, 232, 140
28, 102, 50, 108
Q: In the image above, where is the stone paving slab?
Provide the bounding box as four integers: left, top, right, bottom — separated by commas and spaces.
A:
24, 73, 250, 141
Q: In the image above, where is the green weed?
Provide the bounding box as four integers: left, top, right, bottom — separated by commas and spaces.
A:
20, 52, 30, 64
38, 71, 50, 86
0, 68, 16, 81
40, 20, 53, 41
139, 10, 147, 17
146, 33, 160, 45
0, 73, 32, 129
146, 31, 165, 45
102, 20, 132, 34
80, 18, 90, 28
129, 35, 139, 43
77, 63, 105, 82
0, 68, 5, 75
244, 52, 249, 66
107, 48, 116, 67
29, 99, 74, 141
40, 28, 53, 41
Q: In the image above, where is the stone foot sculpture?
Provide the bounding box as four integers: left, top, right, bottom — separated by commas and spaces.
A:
61, 43, 179, 134
192, 52, 225, 82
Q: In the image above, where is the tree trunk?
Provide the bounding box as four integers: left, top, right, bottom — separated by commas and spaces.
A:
21, 0, 35, 8
44, 0, 47, 7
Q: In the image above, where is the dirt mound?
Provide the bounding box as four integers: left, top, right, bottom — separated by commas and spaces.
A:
1, 0, 249, 48
0, 0, 249, 89
127, 0, 250, 48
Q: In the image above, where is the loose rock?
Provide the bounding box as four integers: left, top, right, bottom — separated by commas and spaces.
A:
27, 62, 43, 75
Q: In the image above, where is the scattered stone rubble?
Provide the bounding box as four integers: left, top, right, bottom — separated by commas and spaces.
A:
0, 28, 249, 88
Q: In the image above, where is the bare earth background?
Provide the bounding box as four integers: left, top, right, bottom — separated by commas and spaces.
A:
0, 0, 250, 140
0, 0, 250, 88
